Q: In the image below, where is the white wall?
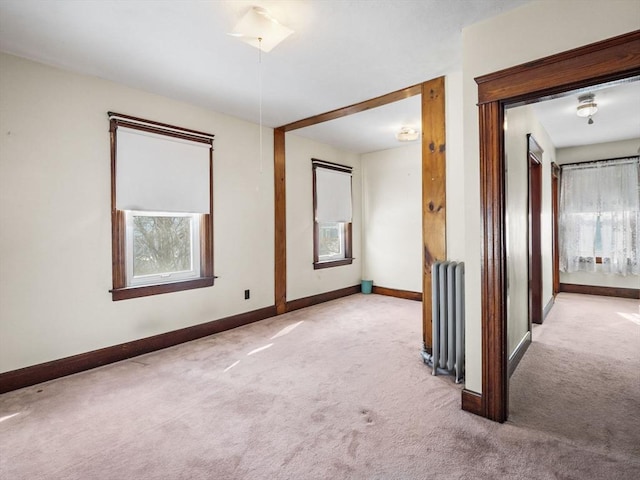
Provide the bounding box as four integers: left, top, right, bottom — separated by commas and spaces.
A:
557, 138, 640, 165
537, 128, 556, 314
359, 71, 465, 294
557, 138, 640, 289
445, 71, 466, 261
504, 105, 556, 356
0, 55, 475, 376
504, 107, 531, 356
0, 53, 275, 373
285, 133, 362, 301
461, 0, 639, 393
361, 144, 421, 292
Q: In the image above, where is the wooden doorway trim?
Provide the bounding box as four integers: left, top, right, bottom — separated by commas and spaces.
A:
278, 84, 422, 132
273, 79, 446, 350
469, 30, 640, 422
528, 134, 543, 326
421, 77, 447, 354
274, 128, 287, 314
551, 162, 561, 296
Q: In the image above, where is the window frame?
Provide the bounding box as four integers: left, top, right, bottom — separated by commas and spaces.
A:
312, 160, 354, 270
317, 221, 347, 263
559, 156, 639, 273
109, 112, 215, 301
125, 210, 201, 286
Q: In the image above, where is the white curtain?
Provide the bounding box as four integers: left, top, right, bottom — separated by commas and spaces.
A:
559, 158, 639, 276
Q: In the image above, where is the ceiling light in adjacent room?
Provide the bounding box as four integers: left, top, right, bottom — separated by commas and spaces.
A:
576, 93, 598, 124
230, 6, 293, 52
396, 126, 420, 142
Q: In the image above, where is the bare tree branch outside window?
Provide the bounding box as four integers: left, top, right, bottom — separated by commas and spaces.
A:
132, 216, 192, 276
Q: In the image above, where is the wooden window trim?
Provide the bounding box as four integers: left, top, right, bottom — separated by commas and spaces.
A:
109, 113, 215, 301
312, 160, 354, 269
313, 223, 354, 270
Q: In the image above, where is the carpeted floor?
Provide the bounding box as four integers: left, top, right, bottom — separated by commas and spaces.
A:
0, 293, 638, 479
509, 292, 640, 463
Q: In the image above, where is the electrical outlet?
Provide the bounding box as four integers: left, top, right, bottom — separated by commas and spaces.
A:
244, 289, 250, 300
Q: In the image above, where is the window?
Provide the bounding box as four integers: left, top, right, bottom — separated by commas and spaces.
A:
317, 222, 345, 262
559, 157, 639, 276
312, 159, 353, 269
109, 112, 215, 300
125, 211, 201, 286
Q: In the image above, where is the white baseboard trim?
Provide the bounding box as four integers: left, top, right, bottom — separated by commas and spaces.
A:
508, 331, 531, 378
543, 296, 554, 320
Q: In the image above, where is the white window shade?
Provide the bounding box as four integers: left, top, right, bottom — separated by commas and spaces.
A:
116, 127, 211, 213
315, 167, 352, 223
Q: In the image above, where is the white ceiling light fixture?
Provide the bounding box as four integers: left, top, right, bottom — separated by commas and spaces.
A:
576, 93, 598, 124
229, 6, 294, 52
228, 6, 294, 173
396, 126, 420, 142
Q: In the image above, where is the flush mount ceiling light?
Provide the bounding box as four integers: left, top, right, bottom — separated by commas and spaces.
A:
396, 126, 420, 142
229, 6, 293, 52
576, 93, 598, 124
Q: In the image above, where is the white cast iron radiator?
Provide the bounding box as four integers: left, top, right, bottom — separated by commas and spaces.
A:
422, 261, 465, 383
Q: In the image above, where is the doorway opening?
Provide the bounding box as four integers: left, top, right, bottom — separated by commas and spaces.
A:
273, 78, 447, 358
466, 30, 640, 422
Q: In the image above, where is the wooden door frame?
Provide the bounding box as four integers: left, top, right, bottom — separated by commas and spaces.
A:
465, 30, 640, 422
273, 78, 447, 347
527, 134, 543, 326
551, 163, 561, 296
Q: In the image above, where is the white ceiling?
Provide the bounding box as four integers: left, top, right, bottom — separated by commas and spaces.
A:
294, 95, 423, 153
528, 79, 640, 149
5, 1, 634, 155
0, 0, 531, 153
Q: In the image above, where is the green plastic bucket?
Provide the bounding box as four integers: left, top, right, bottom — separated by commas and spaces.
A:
361, 280, 373, 294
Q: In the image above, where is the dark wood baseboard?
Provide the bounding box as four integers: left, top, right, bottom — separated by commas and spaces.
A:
286, 285, 360, 313
0, 305, 277, 394
507, 333, 531, 378
559, 283, 639, 300
1, 285, 371, 394
371, 286, 422, 302
461, 389, 484, 416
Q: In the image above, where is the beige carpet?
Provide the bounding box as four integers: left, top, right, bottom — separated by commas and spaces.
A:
509, 292, 640, 462
0, 293, 638, 479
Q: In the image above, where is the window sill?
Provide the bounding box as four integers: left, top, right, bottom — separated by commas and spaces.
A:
111, 276, 215, 301
313, 258, 354, 270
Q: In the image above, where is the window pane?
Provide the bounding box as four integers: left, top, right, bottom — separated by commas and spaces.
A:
132, 215, 193, 276
318, 222, 344, 260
